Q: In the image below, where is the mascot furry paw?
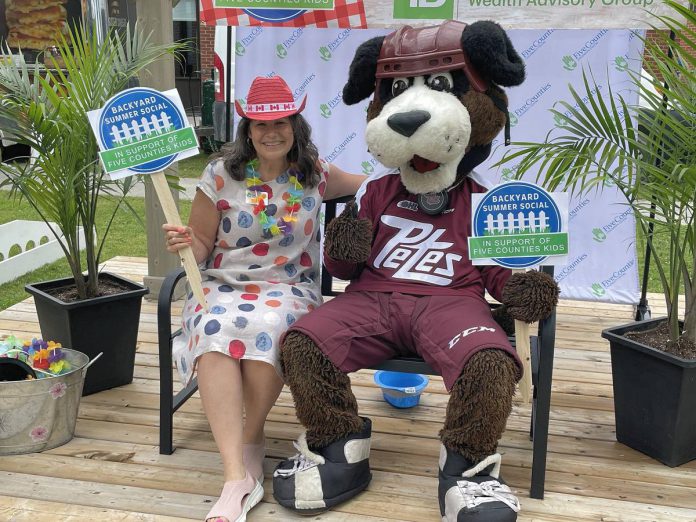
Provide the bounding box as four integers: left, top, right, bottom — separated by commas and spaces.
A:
273, 20, 560, 521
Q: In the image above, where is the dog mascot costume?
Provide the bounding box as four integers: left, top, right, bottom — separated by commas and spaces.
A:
273, 20, 560, 521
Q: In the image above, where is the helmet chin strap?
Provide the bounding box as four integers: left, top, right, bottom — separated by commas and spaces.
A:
488, 95, 511, 146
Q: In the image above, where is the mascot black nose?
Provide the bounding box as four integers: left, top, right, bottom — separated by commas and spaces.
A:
387, 110, 431, 138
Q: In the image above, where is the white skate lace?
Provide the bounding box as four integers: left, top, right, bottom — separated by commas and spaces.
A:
457, 479, 521, 512
273, 431, 326, 478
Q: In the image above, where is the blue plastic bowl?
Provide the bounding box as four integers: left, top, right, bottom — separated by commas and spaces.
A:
374, 370, 429, 408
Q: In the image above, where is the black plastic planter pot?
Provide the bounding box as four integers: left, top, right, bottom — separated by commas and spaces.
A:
25, 272, 148, 396
602, 318, 696, 467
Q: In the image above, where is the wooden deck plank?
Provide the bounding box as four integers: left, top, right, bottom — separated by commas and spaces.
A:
1, 256, 695, 521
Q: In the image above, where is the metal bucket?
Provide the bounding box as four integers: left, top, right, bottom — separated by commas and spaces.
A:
0, 349, 99, 455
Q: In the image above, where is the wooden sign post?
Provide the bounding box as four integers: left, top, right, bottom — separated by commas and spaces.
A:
512, 269, 532, 403
150, 172, 208, 311
469, 181, 569, 404
88, 87, 209, 311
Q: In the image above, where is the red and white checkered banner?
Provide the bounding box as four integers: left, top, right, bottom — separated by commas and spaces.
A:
202, 0, 685, 30
200, 0, 367, 29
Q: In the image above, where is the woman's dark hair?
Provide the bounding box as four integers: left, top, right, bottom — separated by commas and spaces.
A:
221, 114, 321, 187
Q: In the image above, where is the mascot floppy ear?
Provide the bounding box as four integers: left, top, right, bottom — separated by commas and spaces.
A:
461, 21, 525, 87
342, 36, 385, 105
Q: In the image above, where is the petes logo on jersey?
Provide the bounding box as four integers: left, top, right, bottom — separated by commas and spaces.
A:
373, 215, 462, 286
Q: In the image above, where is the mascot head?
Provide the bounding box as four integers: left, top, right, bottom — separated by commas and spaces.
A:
343, 20, 524, 195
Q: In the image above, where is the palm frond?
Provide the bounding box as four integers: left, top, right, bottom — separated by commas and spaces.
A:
0, 24, 181, 299
496, 0, 696, 342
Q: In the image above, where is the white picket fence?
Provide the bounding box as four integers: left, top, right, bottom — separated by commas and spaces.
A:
485, 211, 549, 235
110, 112, 173, 144
0, 221, 87, 285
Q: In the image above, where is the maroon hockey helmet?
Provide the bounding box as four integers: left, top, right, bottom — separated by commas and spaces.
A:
374, 20, 489, 100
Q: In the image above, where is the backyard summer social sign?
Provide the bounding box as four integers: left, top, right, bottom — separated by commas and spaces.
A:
87, 87, 199, 180
469, 181, 569, 268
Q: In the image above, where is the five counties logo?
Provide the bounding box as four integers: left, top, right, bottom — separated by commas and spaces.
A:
319, 46, 331, 61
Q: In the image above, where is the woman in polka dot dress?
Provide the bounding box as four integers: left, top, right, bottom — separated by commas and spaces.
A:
163, 76, 365, 522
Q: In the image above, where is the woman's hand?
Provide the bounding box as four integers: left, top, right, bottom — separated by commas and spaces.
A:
163, 224, 194, 253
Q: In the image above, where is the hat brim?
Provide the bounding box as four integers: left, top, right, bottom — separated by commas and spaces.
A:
235, 95, 307, 121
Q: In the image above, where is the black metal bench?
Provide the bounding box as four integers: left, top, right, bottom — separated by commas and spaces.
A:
158, 199, 557, 500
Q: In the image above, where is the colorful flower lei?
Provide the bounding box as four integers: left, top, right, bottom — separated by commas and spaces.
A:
245, 159, 303, 237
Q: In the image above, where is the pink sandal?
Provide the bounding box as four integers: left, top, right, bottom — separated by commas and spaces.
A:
205, 472, 263, 522
243, 438, 266, 483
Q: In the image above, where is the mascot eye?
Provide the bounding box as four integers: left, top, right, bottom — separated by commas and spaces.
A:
391, 78, 410, 97
427, 73, 453, 92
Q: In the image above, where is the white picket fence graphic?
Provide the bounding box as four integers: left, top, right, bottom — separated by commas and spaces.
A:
110, 112, 174, 144
485, 211, 549, 235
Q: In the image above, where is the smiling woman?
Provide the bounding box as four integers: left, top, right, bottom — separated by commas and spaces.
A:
160, 74, 365, 522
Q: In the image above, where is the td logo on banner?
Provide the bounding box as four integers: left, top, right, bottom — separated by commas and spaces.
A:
393, 0, 455, 20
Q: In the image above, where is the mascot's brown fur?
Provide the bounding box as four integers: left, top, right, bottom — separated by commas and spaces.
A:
273, 20, 559, 522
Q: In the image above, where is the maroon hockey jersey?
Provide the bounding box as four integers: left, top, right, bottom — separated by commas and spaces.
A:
324, 170, 511, 302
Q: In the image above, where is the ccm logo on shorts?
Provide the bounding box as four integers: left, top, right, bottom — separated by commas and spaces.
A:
448, 326, 496, 350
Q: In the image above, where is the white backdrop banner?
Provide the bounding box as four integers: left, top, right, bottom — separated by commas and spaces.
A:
234, 26, 643, 304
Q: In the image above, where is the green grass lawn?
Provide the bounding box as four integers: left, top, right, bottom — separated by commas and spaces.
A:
0, 191, 676, 312
0, 193, 191, 310
178, 153, 214, 179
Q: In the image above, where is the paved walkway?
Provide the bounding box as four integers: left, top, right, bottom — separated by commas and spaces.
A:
0, 171, 199, 201
126, 176, 198, 200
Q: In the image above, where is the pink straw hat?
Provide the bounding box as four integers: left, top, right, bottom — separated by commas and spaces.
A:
235, 76, 307, 121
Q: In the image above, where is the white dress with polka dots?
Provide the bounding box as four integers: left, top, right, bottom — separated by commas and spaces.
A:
172, 159, 327, 385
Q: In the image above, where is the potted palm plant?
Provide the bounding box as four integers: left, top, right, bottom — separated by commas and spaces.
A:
0, 24, 181, 395
498, 0, 695, 466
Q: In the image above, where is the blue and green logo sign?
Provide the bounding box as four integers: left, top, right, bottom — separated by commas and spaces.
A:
214, 0, 335, 23
469, 182, 567, 269
235, 42, 246, 56
90, 87, 197, 176
276, 44, 288, 59
215, 0, 333, 8
393, 0, 455, 20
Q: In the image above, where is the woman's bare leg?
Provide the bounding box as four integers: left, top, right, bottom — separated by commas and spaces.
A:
197, 352, 245, 482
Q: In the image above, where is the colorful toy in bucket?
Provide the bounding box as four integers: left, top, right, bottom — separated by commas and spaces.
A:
0, 344, 102, 456
374, 370, 429, 408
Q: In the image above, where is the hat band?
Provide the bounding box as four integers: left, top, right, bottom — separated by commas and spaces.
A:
246, 102, 297, 113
